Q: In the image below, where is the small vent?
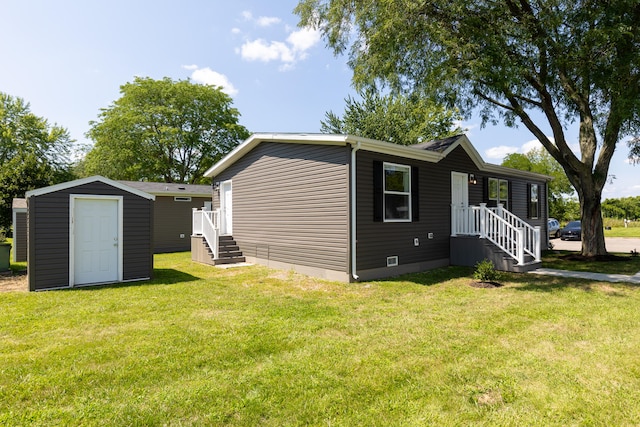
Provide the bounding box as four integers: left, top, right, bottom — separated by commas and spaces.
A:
386, 256, 399, 267
174, 196, 192, 202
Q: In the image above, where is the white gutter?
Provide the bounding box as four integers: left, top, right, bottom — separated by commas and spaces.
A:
350, 141, 361, 281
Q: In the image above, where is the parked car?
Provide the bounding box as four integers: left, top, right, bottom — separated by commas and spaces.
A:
548, 218, 560, 238
560, 220, 582, 240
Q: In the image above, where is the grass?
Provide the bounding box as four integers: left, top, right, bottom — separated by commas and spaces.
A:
2, 252, 640, 425
604, 227, 640, 238
543, 250, 640, 275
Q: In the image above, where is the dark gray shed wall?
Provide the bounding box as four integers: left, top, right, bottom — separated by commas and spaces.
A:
213, 142, 351, 279
13, 211, 27, 262
153, 196, 210, 253
27, 181, 153, 291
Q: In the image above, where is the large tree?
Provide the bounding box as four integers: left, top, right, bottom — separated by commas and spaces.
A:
321, 89, 462, 145
296, 0, 640, 257
0, 93, 74, 231
84, 77, 250, 184
502, 148, 574, 220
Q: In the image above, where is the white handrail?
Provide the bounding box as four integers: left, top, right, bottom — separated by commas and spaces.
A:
192, 208, 220, 259
452, 203, 541, 265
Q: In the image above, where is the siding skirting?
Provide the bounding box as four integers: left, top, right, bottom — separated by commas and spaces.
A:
244, 255, 350, 283
356, 258, 450, 281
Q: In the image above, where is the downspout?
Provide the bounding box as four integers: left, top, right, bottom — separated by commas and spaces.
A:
350, 141, 361, 281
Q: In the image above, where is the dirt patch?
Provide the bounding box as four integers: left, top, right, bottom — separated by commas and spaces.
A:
476, 389, 504, 406
0, 270, 28, 292
469, 281, 503, 288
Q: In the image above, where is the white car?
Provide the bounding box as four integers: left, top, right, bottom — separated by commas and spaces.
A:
548, 218, 560, 238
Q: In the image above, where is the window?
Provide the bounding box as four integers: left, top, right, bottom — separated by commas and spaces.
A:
384, 162, 411, 221
174, 196, 192, 202
528, 183, 540, 218
488, 178, 509, 206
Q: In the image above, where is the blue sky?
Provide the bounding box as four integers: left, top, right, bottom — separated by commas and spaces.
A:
2, 1, 638, 198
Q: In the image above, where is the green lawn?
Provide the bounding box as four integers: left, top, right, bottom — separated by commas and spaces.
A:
543, 250, 640, 275
2, 253, 640, 425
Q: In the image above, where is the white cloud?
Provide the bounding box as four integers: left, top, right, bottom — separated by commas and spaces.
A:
257, 16, 281, 27
485, 145, 519, 159
238, 26, 321, 70
241, 10, 253, 21
521, 138, 543, 153
231, 27, 241, 35
186, 66, 238, 96
181, 64, 198, 71
239, 39, 294, 63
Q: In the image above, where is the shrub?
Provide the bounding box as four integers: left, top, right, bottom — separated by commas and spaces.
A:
474, 259, 501, 283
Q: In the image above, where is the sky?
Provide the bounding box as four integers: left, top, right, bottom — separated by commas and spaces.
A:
2, 0, 639, 199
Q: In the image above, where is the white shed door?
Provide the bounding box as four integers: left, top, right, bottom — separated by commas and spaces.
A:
73, 198, 119, 285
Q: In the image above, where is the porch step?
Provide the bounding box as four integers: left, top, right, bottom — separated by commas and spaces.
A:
214, 235, 245, 265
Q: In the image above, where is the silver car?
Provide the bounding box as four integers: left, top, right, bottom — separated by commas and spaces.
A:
548, 218, 560, 238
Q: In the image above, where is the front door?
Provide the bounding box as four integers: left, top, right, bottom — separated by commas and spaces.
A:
220, 181, 233, 235
451, 172, 469, 209
72, 197, 120, 286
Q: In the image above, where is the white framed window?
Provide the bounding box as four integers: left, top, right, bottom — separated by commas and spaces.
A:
488, 178, 508, 206
384, 162, 411, 222
528, 183, 540, 219
174, 196, 192, 202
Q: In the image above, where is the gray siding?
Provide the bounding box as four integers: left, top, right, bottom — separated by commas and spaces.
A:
213, 142, 350, 274
153, 196, 210, 253
356, 146, 479, 271
13, 211, 27, 262
28, 181, 153, 291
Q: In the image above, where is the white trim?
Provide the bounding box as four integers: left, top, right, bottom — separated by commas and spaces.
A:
383, 162, 412, 223
69, 195, 124, 287
219, 180, 233, 235
350, 141, 361, 281
26, 176, 155, 200
203, 133, 551, 182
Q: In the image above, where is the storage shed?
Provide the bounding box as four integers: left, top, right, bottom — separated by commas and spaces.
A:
25, 176, 155, 291
12, 198, 27, 262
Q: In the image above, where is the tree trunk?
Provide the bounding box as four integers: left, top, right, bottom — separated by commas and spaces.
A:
576, 183, 607, 257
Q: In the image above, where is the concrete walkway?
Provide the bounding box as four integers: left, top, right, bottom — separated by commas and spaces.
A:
529, 268, 640, 284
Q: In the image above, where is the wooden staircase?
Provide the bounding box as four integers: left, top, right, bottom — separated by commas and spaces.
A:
214, 236, 246, 265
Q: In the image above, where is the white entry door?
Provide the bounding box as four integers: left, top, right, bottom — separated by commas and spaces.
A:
220, 181, 233, 235
72, 197, 120, 286
451, 171, 469, 209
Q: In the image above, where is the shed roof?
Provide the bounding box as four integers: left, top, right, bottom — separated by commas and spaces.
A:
118, 181, 211, 197
204, 133, 552, 182
25, 176, 155, 200
12, 198, 26, 210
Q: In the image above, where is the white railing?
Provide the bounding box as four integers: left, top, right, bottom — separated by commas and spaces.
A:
452, 203, 540, 265
192, 208, 220, 259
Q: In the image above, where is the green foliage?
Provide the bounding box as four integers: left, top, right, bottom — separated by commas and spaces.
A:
473, 259, 501, 282
83, 77, 250, 184
321, 89, 462, 145
0, 93, 75, 231
502, 148, 575, 220
602, 196, 640, 220
296, 0, 640, 256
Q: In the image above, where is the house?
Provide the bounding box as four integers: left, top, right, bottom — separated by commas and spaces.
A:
191, 133, 551, 282
25, 176, 155, 291
117, 181, 211, 253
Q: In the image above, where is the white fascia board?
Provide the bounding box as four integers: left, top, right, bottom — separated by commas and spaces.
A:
26, 176, 156, 200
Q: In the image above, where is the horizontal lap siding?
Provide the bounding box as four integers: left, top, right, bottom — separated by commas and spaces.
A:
28, 182, 153, 290
14, 212, 27, 262
356, 147, 480, 270
153, 196, 210, 253
215, 142, 350, 272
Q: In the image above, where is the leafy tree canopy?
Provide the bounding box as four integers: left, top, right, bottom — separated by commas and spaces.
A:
321, 89, 462, 145
502, 147, 574, 220
83, 77, 250, 184
296, 0, 640, 256
0, 93, 74, 231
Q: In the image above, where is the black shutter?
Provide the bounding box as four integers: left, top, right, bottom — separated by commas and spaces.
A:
411, 166, 419, 221
507, 180, 513, 211
373, 161, 383, 222
482, 176, 488, 203
526, 183, 532, 218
